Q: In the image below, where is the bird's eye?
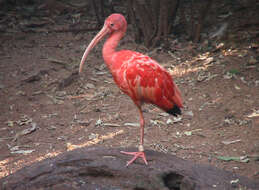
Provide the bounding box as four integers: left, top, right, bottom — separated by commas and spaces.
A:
110, 23, 114, 27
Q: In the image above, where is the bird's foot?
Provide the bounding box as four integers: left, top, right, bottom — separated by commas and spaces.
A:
120, 150, 148, 166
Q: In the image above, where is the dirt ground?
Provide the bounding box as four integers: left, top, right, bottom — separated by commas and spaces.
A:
0, 0, 259, 181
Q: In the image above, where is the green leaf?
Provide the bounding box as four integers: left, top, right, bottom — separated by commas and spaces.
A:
217, 156, 249, 163
228, 69, 240, 75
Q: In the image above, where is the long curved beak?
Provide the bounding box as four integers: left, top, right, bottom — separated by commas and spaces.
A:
79, 24, 110, 74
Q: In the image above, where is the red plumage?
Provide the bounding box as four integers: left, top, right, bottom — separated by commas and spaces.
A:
112, 50, 183, 113
79, 14, 183, 166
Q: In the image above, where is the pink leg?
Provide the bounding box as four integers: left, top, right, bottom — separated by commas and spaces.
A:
121, 106, 148, 166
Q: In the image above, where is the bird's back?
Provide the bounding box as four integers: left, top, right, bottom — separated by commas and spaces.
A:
111, 50, 183, 115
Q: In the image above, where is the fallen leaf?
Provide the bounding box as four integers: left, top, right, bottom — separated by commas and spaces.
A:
166, 118, 173, 124
47, 125, 57, 130
20, 123, 37, 135
222, 139, 241, 145
223, 72, 234, 79
23, 74, 41, 83
124, 123, 140, 127
76, 120, 91, 126
230, 179, 239, 184
159, 112, 169, 117
16, 115, 32, 126
32, 90, 43, 96
228, 69, 240, 75
7, 120, 14, 127
47, 94, 64, 104
103, 123, 121, 127
68, 93, 96, 100
184, 131, 192, 136
184, 110, 194, 118
95, 71, 108, 75
11, 149, 35, 155
197, 71, 218, 82
172, 117, 182, 123
217, 156, 249, 163
89, 133, 99, 140
150, 119, 165, 126
183, 129, 202, 136
234, 84, 241, 90
85, 83, 95, 89
16, 90, 26, 96
47, 58, 67, 66
247, 110, 259, 118
240, 77, 247, 84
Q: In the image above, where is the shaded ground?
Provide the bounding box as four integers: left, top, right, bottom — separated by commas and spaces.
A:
1, 147, 259, 190
0, 0, 259, 182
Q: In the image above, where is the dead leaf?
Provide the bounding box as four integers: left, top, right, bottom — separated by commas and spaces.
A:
7, 120, 14, 127
16, 115, 32, 126
47, 94, 64, 104
172, 117, 182, 123
197, 71, 217, 82
23, 74, 41, 83
222, 139, 241, 145
150, 119, 166, 126
84, 83, 95, 89
230, 179, 239, 184
184, 110, 194, 119
184, 129, 202, 136
124, 123, 140, 127
20, 123, 37, 135
223, 72, 234, 79
247, 110, 259, 118
184, 131, 192, 136
76, 119, 91, 126
11, 149, 35, 155
103, 123, 121, 127
16, 90, 26, 96
166, 118, 173, 124
234, 84, 240, 90
89, 133, 99, 140
68, 93, 95, 100
217, 156, 249, 163
47, 58, 67, 66
159, 112, 169, 117
13, 123, 37, 141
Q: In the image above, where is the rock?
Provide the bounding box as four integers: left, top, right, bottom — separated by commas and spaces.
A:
0, 147, 258, 190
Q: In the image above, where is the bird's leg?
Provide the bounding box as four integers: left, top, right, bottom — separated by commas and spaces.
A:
120, 106, 148, 166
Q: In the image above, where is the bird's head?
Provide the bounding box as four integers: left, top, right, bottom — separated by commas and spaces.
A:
79, 14, 127, 74
105, 13, 127, 34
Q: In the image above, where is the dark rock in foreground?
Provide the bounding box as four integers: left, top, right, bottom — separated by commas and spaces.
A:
0, 147, 258, 190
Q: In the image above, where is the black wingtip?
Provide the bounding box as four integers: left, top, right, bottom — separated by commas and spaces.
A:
166, 105, 181, 116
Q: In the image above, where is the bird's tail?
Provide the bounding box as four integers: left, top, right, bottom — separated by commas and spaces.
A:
166, 104, 181, 116
167, 84, 183, 116
172, 84, 183, 107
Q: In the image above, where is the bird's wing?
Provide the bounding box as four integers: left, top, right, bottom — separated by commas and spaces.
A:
123, 53, 183, 111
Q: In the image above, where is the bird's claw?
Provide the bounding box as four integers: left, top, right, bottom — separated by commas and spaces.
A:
120, 151, 148, 166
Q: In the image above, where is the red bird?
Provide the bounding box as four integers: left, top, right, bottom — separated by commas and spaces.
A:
79, 14, 183, 166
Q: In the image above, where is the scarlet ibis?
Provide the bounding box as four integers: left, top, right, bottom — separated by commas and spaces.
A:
79, 14, 183, 166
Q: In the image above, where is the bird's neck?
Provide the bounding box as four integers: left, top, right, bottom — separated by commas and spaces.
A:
102, 31, 124, 68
